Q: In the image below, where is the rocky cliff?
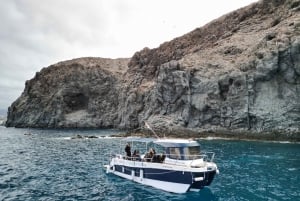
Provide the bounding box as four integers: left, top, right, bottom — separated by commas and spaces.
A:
6, 58, 129, 128
6, 0, 300, 140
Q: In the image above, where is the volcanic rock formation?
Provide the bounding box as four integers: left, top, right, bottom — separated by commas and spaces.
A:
6, 0, 300, 140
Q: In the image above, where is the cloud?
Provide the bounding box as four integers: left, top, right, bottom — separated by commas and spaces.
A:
0, 0, 257, 111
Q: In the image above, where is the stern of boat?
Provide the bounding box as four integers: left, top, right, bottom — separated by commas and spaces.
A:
189, 162, 219, 191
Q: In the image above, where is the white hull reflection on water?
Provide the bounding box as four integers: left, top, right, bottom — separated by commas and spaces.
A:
0, 126, 299, 201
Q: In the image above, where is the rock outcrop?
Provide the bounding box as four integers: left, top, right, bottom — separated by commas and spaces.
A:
6, 0, 300, 140
6, 58, 129, 128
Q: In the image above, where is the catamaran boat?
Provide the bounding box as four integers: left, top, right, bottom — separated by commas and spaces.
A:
105, 137, 219, 193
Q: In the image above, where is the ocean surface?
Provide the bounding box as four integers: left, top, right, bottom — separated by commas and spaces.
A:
0, 127, 299, 201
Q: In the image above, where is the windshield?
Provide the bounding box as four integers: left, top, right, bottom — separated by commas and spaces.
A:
183, 146, 201, 160
168, 147, 181, 159
167, 146, 201, 160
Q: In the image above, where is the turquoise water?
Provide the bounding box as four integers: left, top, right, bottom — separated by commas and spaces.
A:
0, 127, 299, 201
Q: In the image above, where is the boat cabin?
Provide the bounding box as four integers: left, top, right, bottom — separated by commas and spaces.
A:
121, 137, 206, 162
155, 139, 201, 160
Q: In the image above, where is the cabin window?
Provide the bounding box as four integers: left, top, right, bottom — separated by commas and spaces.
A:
183, 146, 201, 160
168, 147, 181, 159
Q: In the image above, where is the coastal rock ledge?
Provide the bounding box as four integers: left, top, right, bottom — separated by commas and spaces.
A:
6, 0, 300, 141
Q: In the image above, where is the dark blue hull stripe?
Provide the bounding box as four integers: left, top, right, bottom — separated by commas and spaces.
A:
113, 165, 216, 188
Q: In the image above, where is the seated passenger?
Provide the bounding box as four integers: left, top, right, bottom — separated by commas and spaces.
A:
145, 148, 156, 162
150, 148, 156, 156
132, 150, 141, 161
160, 153, 166, 162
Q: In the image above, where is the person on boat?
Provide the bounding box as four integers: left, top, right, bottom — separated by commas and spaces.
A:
158, 153, 166, 163
150, 148, 156, 157
125, 143, 131, 159
145, 148, 156, 162
132, 150, 141, 161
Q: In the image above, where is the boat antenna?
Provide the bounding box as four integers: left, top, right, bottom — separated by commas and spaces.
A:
144, 121, 160, 139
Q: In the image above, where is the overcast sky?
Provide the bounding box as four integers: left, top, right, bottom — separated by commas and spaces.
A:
0, 0, 257, 113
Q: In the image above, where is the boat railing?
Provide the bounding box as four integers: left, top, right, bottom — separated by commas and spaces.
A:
108, 151, 215, 165
108, 152, 145, 162
166, 152, 215, 162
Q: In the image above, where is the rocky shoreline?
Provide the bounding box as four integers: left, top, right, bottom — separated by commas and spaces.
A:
120, 127, 300, 142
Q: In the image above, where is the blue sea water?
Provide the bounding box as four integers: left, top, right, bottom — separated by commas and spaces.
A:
0, 127, 299, 201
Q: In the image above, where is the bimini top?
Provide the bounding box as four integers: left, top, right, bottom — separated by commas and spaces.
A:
154, 138, 200, 148
122, 137, 200, 148
121, 137, 155, 143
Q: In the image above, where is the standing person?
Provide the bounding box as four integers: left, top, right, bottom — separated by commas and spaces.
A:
125, 143, 131, 158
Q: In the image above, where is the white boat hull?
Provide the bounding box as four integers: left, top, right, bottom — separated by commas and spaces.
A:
110, 168, 190, 193
106, 158, 217, 194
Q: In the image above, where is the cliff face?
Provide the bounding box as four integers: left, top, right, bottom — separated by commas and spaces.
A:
6, 58, 129, 128
6, 0, 300, 139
